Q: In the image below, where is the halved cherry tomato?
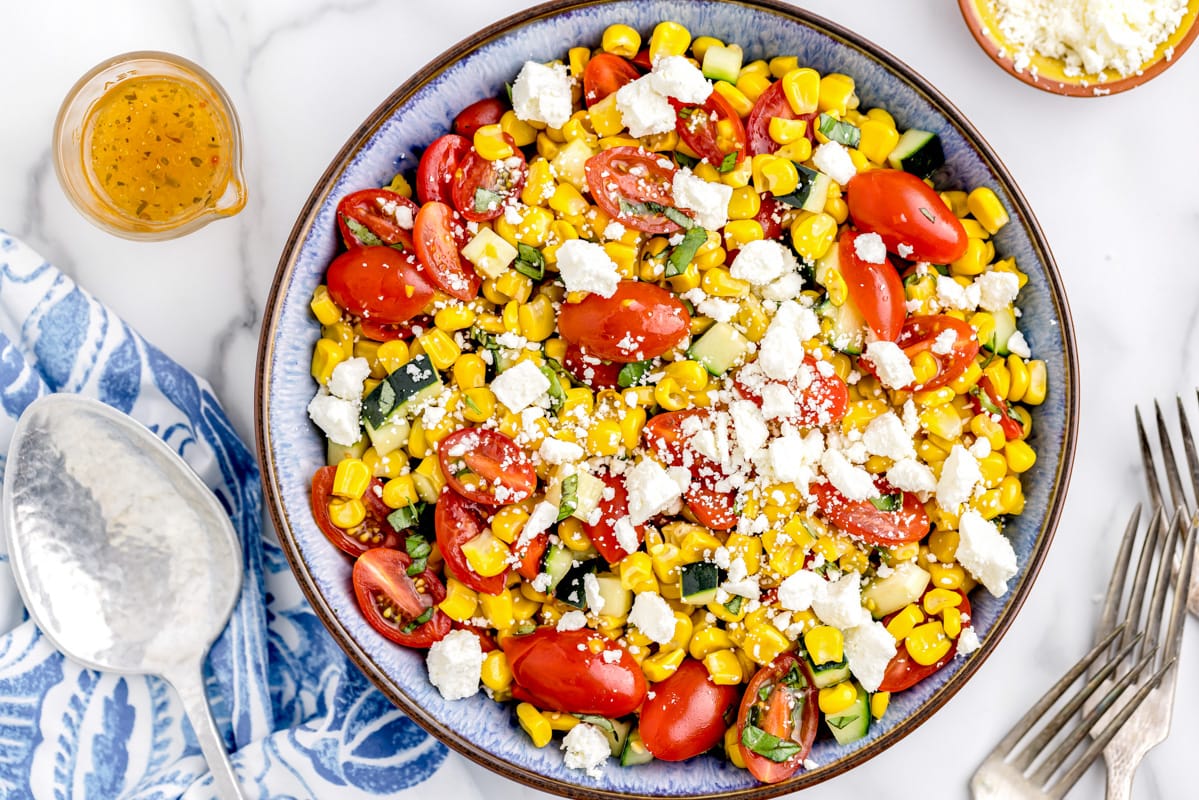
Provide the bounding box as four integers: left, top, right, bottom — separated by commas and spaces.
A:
450, 137, 528, 222
584, 147, 690, 234
630, 48, 653, 71
561, 343, 623, 390
558, 280, 690, 362
745, 80, 816, 156
358, 314, 434, 343
734, 356, 849, 428
683, 484, 738, 532
416, 133, 471, 205
502, 627, 648, 717
735, 654, 819, 784
838, 230, 905, 342
643, 408, 707, 467
671, 91, 746, 168
352, 547, 452, 649
582, 52, 642, 106
413, 201, 481, 301
754, 192, 786, 241
894, 315, 980, 391
310, 467, 403, 557
325, 246, 435, 325
878, 590, 972, 692
811, 477, 929, 546
453, 96, 507, 138
438, 428, 537, 506
640, 658, 740, 762
642, 410, 738, 530
970, 375, 1024, 440
336, 188, 419, 251
514, 532, 549, 581
434, 489, 508, 594
581, 471, 645, 563
846, 170, 968, 264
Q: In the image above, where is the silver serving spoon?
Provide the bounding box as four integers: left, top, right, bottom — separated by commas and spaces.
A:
2, 395, 247, 799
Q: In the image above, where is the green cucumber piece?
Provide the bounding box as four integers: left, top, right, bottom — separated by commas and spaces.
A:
326, 434, 368, 465
542, 545, 576, 593
555, 559, 599, 609
702, 44, 743, 84
594, 573, 632, 618
818, 113, 860, 148
687, 321, 750, 375
887, 129, 945, 179
816, 299, 866, 356
990, 306, 1017, 356
680, 562, 721, 605
360, 354, 441, 428
620, 728, 654, 766
809, 656, 852, 689
824, 682, 870, 745
363, 416, 411, 457
578, 715, 632, 757
862, 561, 932, 619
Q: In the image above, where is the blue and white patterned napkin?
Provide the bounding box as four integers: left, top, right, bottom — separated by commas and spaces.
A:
0, 233, 476, 799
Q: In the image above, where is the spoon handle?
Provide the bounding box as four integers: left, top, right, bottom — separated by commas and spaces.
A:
165, 661, 248, 800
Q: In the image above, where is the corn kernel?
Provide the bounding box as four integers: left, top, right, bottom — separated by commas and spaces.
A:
438, 578, 479, 622
886, 603, 925, 640
782, 67, 820, 114
818, 73, 856, 116
1003, 438, 1037, 473
701, 266, 752, 297
311, 338, 347, 385
870, 691, 891, 720
818, 682, 858, 715
516, 703, 553, 748
768, 115, 809, 145
1023, 360, 1047, 405
905, 621, 951, 666
727, 186, 761, 220
804, 625, 845, 666
310, 285, 342, 326
416, 328, 461, 371
331, 458, 371, 500
725, 725, 747, 768
967, 187, 1009, 234
712, 81, 753, 117
736, 71, 771, 104
480, 650, 513, 693
643, 646, 687, 681
928, 561, 965, 590
327, 498, 365, 529
649, 21, 691, 62
473, 124, 515, 161
703, 648, 744, 685
790, 212, 838, 261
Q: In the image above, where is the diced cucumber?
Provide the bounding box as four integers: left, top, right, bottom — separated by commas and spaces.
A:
989, 306, 1017, 356
816, 299, 866, 355
555, 559, 599, 609
578, 715, 632, 757
620, 728, 655, 766
862, 561, 932, 619
702, 44, 743, 84
818, 113, 860, 148
887, 129, 945, 179
824, 682, 870, 745
542, 545, 576, 593
680, 562, 721, 605
594, 573, 632, 619
551, 138, 594, 191
809, 656, 852, 689
775, 163, 818, 208
545, 465, 606, 523
363, 416, 411, 457
326, 433, 368, 465
687, 321, 750, 375
360, 354, 441, 428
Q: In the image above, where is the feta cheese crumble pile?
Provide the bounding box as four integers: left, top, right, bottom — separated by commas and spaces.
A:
304, 18, 1051, 785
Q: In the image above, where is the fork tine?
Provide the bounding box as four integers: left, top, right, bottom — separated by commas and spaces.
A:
1095, 504, 1141, 641
1163, 523, 1196, 663
1155, 400, 1189, 511
1138, 406, 1164, 510
1118, 510, 1165, 656
1175, 394, 1199, 505
1029, 646, 1159, 787
986, 624, 1126, 759
1045, 657, 1176, 799
1143, 509, 1186, 656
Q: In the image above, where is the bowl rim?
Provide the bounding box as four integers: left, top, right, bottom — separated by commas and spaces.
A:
254, 0, 1080, 796
957, 0, 1199, 97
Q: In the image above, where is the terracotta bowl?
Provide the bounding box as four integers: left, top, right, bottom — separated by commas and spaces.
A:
255, 0, 1079, 796
958, 0, 1199, 96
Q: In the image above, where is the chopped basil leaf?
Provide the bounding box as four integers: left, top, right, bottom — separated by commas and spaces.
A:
869, 493, 902, 513
388, 503, 423, 531
826, 714, 855, 730
474, 187, 502, 214
972, 386, 1005, 417
817, 113, 861, 147
741, 724, 802, 763
463, 393, 483, 415
504, 82, 513, 103
718, 151, 739, 173
674, 150, 699, 169
402, 606, 435, 633
406, 534, 432, 560
556, 474, 579, 522
663, 205, 695, 229
619, 198, 695, 229
617, 359, 654, 388
724, 595, 744, 614
406, 557, 428, 577
341, 214, 384, 247
514, 243, 546, 280
539, 364, 565, 411
677, 106, 696, 119
666, 226, 707, 277
919, 206, 936, 223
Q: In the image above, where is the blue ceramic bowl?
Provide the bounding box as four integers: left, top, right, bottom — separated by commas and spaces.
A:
256, 1, 1078, 796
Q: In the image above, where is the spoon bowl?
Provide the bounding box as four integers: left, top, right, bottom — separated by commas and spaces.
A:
2, 394, 247, 799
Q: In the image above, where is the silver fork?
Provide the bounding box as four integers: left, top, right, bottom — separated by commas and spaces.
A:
1136, 395, 1199, 615
971, 504, 1193, 799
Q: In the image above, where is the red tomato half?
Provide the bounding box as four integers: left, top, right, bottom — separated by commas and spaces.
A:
438, 428, 537, 506
434, 489, 508, 594
735, 654, 819, 784
325, 246, 435, 325
683, 484, 738, 532
358, 314, 434, 343
453, 97, 506, 138
846, 170, 968, 264
640, 659, 740, 761
336, 188, 419, 251
310, 467, 403, 557
450, 138, 528, 222
581, 471, 645, 563
894, 315, 980, 391
584, 147, 689, 234
745, 80, 817, 156
417, 134, 471, 205
643, 408, 707, 467
503, 628, 648, 717
413, 201, 481, 301
734, 356, 849, 428
514, 532, 549, 581
837, 230, 905, 342
754, 192, 786, 241
583, 52, 642, 105
642, 410, 739, 530
558, 280, 691, 362
672, 91, 746, 168
811, 477, 929, 546
878, 591, 972, 692
352, 547, 452, 649
561, 343, 623, 390
970, 375, 1024, 440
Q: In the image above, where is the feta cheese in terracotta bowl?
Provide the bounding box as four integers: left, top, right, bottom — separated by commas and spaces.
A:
255, 0, 1078, 796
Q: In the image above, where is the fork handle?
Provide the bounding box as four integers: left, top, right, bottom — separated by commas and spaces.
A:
1104, 755, 1136, 800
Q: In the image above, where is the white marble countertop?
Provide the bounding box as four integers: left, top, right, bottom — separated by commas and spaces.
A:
3, 1, 1197, 798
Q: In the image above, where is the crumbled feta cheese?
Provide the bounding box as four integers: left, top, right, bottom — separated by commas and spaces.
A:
853, 232, 887, 264
931, 328, 958, 356
557, 610, 588, 631
562, 722, 611, 778
969, 437, 992, 459
583, 572, 606, 614
628, 592, 678, 644
757, 300, 818, 381
863, 412, 917, 461
730, 240, 799, 286
956, 626, 981, 656
760, 383, 797, 420
1005, 331, 1031, 359
672, 169, 733, 230
540, 437, 586, 465
557, 239, 620, 298
696, 296, 739, 323
426, 629, 486, 700
812, 572, 866, 628
603, 220, 627, 241
936, 275, 981, 311
518, 501, 559, 548
769, 430, 824, 484
886, 458, 937, 494
731, 400, 769, 456
650, 55, 712, 103
936, 445, 983, 512
625, 459, 685, 524
844, 621, 898, 692
976, 271, 1020, 312
327, 357, 370, 400
612, 518, 640, 556
957, 509, 1018, 596
761, 271, 805, 302
821, 449, 880, 502
865, 341, 916, 390
490, 360, 551, 413
776, 570, 824, 612
511, 61, 572, 128
812, 141, 857, 185
307, 390, 361, 446
615, 75, 676, 137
